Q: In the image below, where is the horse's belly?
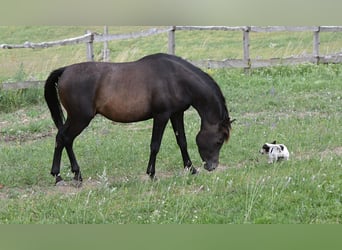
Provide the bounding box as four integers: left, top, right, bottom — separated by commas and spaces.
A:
97, 101, 152, 123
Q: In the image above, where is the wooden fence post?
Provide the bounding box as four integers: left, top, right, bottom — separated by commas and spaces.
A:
103, 26, 110, 62
243, 26, 251, 73
86, 30, 94, 61
313, 27, 320, 64
168, 26, 176, 55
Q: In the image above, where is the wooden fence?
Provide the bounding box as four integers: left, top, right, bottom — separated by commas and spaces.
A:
1, 26, 342, 90
171, 26, 342, 68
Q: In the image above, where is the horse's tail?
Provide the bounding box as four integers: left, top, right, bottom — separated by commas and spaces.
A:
44, 67, 66, 129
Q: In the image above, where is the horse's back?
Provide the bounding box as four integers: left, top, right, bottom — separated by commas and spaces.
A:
57, 54, 194, 122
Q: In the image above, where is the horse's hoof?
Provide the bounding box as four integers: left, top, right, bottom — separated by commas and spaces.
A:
185, 165, 198, 175
149, 175, 158, 181
190, 166, 198, 175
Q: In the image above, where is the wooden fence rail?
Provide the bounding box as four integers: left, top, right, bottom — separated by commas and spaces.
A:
169, 26, 342, 69
0, 33, 94, 49
1, 26, 342, 90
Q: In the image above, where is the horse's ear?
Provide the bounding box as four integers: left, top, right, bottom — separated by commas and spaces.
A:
221, 121, 230, 142
221, 118, 235, 143
223, 129, 230, 142
229, 118, 236, 129
272, 140, 277, 144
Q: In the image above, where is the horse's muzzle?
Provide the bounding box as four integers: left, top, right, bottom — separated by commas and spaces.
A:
203, 161, 218, 172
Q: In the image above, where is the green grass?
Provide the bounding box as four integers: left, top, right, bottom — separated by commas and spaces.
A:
1, 26, 342, 81
0, 27, 341, 224
0, 26, 165, 81
1, 64, 341, 224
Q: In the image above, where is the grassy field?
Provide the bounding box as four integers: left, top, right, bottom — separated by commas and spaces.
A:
1, 26, 342, 81
0, 27, 341, 223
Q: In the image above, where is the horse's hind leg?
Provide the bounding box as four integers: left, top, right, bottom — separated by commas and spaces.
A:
51, 128, 66, 184
52, 116, 92, 185
65, 117, 93, 185
170, 112, 197, 174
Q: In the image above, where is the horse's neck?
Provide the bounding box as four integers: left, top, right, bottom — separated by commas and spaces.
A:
192, 94, 222, 126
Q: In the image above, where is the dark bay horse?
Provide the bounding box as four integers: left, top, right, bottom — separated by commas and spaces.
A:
44, 53, 234, 185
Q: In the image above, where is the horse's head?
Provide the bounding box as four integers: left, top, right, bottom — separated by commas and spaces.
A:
196, 117, 236, 171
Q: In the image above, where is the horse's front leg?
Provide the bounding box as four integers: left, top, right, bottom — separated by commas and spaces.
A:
170, 112, 197, 175
146, 114, 170, 179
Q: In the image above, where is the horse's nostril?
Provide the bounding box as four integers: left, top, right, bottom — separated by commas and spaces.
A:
203, 162, 218, 172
